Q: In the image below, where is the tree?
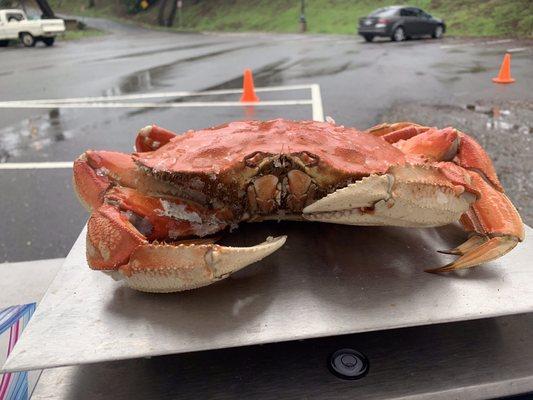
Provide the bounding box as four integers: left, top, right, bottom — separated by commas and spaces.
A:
158, 0, 177, 27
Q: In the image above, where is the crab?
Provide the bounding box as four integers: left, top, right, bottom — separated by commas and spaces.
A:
73, 119, 524, 293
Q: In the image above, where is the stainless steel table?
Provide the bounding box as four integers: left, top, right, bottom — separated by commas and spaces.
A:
2, 222, 532, 398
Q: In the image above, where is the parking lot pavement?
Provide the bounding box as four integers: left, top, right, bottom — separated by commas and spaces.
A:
0, 18, 532, 262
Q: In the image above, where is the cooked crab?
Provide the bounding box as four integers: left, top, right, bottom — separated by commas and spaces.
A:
73, 119, 524, 293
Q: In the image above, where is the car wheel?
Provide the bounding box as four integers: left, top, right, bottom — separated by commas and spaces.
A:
392, 26, 405, 42
20, 32, 35, 47
42, 37, 55, 46
0, 40, 8, 47
432, 25, 444, 39
363, 34, 374, 42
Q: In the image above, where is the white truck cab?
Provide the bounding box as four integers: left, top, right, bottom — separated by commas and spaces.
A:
0, 9, 65, 47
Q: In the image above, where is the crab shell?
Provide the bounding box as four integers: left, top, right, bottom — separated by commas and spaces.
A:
73, 119, 524, 292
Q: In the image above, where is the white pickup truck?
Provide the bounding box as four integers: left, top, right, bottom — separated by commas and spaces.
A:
0, 9, 65, 47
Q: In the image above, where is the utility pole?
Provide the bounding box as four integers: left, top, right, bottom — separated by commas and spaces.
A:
177, 0, 182, 28
299, 0, 307, 33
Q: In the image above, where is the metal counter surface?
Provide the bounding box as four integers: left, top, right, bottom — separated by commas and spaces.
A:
3, 222, 533, 372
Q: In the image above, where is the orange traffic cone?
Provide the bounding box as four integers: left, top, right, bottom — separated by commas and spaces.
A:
240, 69, 260, 102
492, 53, 515, 84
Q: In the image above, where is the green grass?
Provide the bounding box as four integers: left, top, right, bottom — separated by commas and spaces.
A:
49, 0, 533, 37
61, 28, 106, 41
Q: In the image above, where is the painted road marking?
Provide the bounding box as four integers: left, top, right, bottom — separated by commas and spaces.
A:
0, 100, 313, 109
310, 84, 324, 122
0, 85, 315, 105
507, 47, 529, 53
0, 162, 74, 170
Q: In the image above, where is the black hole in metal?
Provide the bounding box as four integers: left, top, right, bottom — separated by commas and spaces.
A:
328, 348, 369, 380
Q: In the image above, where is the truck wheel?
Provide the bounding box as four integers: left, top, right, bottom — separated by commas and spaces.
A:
42, 37, 55, 46
0, 40, 8, 47
20, 32, 35, 47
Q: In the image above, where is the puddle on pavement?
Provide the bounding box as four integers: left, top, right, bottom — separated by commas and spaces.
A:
432, 61, 491, 74
121, 58, 290, 118
445, 48, 466, 54
123, 51, 369, 119
206, 56, 359, 89
436, 75, 461, 83
104, 70, 156, 96
0, 109, 72, 162
125, 54, 362, 117
105, 45, 257, 96
465, 104, 531, 134
456, 62, 490, 74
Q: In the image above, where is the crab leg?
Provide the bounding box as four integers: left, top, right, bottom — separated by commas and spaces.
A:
426, 167, 524, 272
89, 203, 285, 292
118, 236, 286, 293
373, 123, 524, 272
427, 237, 519, 273
437, 234, 487, 255
87, 186, 229, 269
135, 125, 177, 153
85, 185, 285, 292
87, 204, 147, 269
366, 122, 430, 143
105, 186, 229, 241
73, 150, 139, 211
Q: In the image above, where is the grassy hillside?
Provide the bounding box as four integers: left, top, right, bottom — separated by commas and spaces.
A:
49, 0, 533, 37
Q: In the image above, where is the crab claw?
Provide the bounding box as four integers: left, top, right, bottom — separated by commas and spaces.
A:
303, 166, 476, 228
86, 204, 147, 270
135, 125, 177, 153
73, 151, 138, 211
115, 236, 287, 293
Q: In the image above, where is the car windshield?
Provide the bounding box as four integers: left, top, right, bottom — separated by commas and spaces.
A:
369, 7, 399, 17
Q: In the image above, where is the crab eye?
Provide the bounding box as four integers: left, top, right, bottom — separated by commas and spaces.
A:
244, 151, 268, 168
298, 151, 319, 167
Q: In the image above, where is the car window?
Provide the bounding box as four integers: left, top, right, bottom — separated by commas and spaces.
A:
369, 8, 398, 17
7, 13, 25, 22
399, 8, 416, 17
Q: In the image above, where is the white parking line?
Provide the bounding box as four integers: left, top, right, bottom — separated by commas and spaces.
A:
0, 162, 73, 170
0, 100, 313, 109
507, 47, 529, 53
0, 85, 314, 105
311, 84, 325, 122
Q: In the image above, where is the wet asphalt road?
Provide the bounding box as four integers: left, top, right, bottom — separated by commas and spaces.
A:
1, 18, 532, 262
